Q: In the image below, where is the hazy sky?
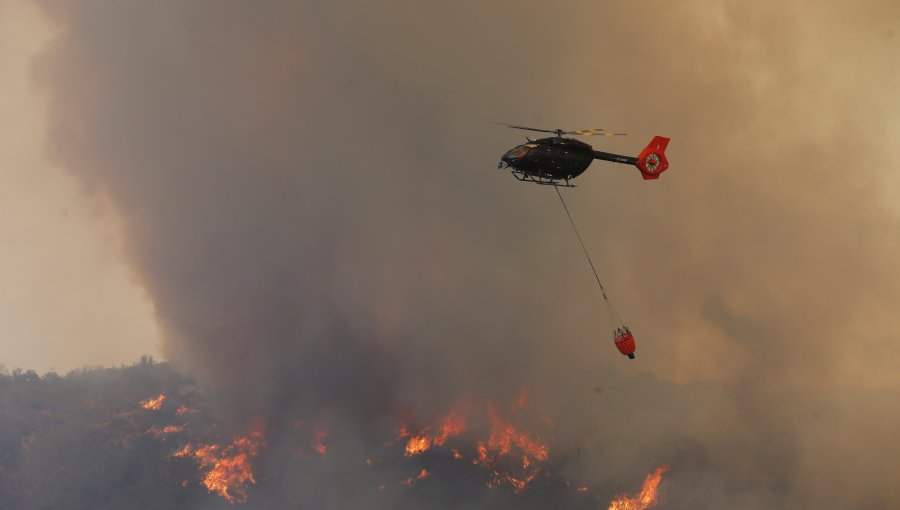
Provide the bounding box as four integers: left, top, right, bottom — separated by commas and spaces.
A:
3, 1, 900, 508
0, 0, 160, 373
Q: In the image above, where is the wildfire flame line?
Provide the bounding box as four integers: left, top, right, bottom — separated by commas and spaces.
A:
607, 466, 669, 510
397, 397, 550, 493
149, 424, 186, 437
150, 391, 666, 507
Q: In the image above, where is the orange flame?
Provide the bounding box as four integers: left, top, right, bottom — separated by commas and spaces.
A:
403, 468, 430, 487
402, 401, 468, 456
607, 466, 669, 510
404, 435, 432, 456
286, 393, 557, 496
172, 424, 266, 503
395, 395, 551, 493
433, 404, 467, 446
149, 424, 186, 437
494, 471, 537, 492
475, 442, 490, 466
485, 403, 548, 462
170, 444, 193, 458
464, 402, 550, 493
140, 394, 166, 411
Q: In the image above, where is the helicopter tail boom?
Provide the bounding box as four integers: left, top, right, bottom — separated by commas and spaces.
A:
591, 149, 637, 166
593, 136, 670, 180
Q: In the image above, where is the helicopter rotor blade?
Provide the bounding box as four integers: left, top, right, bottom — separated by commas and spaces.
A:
495, 122, 562, 134
496, 122, 628, 137
567, 129, 629, 136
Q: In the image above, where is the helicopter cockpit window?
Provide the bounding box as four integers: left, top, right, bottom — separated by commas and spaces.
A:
503, 145, 531, 159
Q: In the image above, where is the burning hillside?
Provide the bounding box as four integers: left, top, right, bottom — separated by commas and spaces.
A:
0, 361, 671, 509
152, 387, 668, 506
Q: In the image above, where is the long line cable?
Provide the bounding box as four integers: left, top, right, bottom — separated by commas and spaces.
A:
554, 185, 625, 326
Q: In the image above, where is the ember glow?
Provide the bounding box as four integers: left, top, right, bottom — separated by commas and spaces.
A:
171, 424, 266, 503
140, 394, 166, 411
311, 428, 328, 456
175, 405, 199, 415
607, 466, 669, 510
170, 444, 192, 458
403, 468, 430, 487
148, 424, 186, 438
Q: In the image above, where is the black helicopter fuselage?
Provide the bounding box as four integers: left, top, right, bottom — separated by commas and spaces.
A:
500, 137, 593, 180
498, 136, 639, 186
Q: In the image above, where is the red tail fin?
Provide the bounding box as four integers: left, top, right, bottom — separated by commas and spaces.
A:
635, 136, 670, 180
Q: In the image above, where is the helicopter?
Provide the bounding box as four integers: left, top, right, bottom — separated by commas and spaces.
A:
495, 123, 673, 359
496, 123, 670, 187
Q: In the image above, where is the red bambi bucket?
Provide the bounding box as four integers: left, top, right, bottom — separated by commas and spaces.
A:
614, 330, 636, 359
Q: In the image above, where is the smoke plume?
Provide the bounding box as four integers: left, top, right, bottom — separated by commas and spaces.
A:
23, 0, 900, 508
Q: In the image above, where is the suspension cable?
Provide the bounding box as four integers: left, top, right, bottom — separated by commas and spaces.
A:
554, 185, 625, 327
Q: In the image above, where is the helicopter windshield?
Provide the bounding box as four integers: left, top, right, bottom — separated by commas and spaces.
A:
503, 145, 531, 160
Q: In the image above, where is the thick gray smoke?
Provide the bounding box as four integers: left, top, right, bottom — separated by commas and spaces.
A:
27, 0, 900, 508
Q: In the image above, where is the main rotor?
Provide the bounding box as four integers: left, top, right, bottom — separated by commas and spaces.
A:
497, 122, 628, 137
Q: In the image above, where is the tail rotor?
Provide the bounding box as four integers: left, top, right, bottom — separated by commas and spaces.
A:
635, 136, 670, 180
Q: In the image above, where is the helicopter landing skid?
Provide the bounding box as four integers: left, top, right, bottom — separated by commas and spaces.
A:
510, 170, 576, 188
